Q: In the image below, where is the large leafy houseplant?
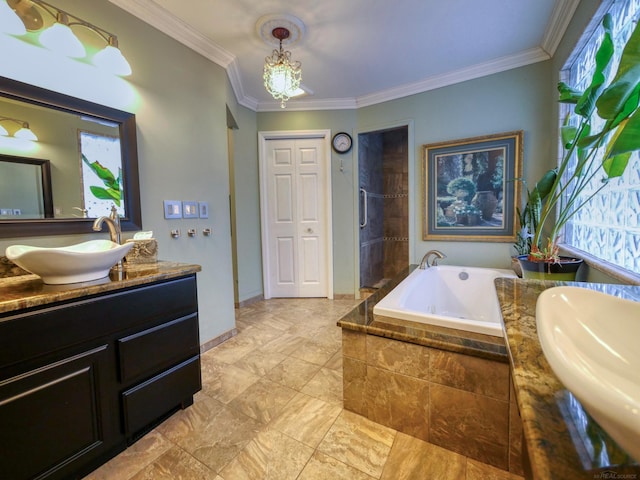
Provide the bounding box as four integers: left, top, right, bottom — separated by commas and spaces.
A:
521, 13, 640, 268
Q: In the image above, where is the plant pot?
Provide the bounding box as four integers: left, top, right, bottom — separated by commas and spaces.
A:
516, 254, 583, 281
473, 191, 498, 221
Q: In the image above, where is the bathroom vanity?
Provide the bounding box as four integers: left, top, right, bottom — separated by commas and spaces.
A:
495, 278, 640, 479
0, 261, 202, 480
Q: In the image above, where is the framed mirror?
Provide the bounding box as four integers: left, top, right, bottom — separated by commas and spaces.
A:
0, 155, 53, 219
0, 76, 141, 238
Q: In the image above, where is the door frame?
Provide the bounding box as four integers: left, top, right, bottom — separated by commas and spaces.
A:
353, 120, 415, 298
258, 130, 334, 299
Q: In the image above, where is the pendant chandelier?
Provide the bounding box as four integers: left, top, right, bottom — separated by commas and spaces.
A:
257, 15, 305, 109
263, 27, 301, 108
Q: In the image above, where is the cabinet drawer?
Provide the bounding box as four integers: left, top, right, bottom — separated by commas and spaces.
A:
118, 314, 199, 384
121, 356, 201, 436
0, 275, 198, 371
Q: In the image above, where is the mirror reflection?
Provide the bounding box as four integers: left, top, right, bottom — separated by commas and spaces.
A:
0, 75, 141, 238
0, 95, 122, 219
0, 155, 53, 219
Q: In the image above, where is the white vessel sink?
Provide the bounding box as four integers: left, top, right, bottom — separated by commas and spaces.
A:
536, 286, 640, 461
6, 240, 133, 285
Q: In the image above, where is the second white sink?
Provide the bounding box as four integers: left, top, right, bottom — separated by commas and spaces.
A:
536, 286, 640, 461
6, 240, 133, 285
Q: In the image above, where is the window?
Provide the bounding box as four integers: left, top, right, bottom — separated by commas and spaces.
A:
560, 0, 640, 274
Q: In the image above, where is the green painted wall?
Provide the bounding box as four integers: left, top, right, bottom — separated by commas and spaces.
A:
0, 0, 236, 344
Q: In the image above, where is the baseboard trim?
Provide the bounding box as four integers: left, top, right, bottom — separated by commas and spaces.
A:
235, 294, 264, 308
200, 328, 238, 353
333, 293, 356, 300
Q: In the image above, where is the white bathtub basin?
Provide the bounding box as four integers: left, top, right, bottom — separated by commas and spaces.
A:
6, 240, 133, 284
373, 265, 516, 337
537, 286, 640, 461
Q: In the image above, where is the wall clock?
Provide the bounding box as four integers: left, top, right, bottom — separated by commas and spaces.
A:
332, 132, 352, 153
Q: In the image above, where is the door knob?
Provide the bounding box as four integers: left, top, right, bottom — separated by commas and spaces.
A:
306, 228, 314, 233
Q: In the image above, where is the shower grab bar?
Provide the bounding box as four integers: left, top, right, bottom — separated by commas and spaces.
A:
359, 187, 368, 228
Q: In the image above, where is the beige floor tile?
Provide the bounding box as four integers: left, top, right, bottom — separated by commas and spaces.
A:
82, 297, 518, 480
157, 400, 262, 474
466, 458, 523, 480
206, 335, 260, 364
199, 356, 260, 404
227, 377, 297, 423
297, 451, 377, 480
265, 356, 322, 390
219, 428, 314, 480
232, 349, 287, 376
380, 432, 467, 480
318, 410, 396, 478
129, 446, 219, 480
259, 332, 308, 356
84, 430, 173, 480
301, 367, 343, 404
291, 338, 341, 366
325, 350, 343, 370
270, 392, 342, 448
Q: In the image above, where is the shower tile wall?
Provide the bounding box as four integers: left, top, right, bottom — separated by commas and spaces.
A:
359, 127, 408, 289
382, 128, 409, 279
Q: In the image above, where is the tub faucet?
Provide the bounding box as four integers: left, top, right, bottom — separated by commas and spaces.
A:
93, 205, 121, 245
419, 250, 446, 269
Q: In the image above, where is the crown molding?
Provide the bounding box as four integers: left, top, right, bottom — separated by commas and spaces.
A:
541, 0, 581, 56
108, 0, 235, 68
257, 97, 357, 112
109, 0, 573, 113
355, 47, 550, 109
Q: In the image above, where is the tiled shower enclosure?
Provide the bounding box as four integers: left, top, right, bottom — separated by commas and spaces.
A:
359, 126, 409, 289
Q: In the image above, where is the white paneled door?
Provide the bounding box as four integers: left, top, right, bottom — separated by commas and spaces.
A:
259, 132, 332, 298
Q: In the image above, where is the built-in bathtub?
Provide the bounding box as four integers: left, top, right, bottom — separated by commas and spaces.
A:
373, 265, 517, 337
338, 265, 524, 474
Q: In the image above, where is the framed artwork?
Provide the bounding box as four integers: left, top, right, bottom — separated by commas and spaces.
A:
422, 131, 523, 242
79, 130, 123, 219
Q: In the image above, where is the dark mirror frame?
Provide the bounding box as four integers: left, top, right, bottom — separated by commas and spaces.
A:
0, 76, 142, 238
0, 154, 54, 219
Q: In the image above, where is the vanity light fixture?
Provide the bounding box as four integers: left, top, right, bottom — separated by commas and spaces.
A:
257, 15, 306, 108
0, 116, 38, 141
4, 0, 132, 76
0, 0, 26, 34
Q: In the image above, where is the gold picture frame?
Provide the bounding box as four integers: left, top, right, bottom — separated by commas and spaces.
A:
423, 131, 523, 242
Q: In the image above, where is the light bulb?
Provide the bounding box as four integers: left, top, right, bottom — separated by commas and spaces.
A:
39, 20, 85, 58
14, 126, 37, 141
0, 0, 26, 35
93, 45, 132, 76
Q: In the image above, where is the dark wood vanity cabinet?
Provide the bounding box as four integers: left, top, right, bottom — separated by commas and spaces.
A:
0, 275, 202, 480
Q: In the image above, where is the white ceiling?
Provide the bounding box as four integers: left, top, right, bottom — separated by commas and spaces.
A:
108, 0, 580, 112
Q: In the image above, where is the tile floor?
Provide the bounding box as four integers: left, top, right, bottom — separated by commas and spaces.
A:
85, 298, 524, 480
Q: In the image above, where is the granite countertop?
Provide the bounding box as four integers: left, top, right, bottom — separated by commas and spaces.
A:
495, 278, 640, 479
0, 260, 201, 316
338, 266, 508, 363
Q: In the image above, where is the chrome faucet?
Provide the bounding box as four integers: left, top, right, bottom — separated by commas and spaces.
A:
92, 205, 121, 245
419, 250, 446, 269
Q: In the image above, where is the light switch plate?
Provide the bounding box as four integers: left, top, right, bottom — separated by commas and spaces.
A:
163, 200, 182, 219
198, 201, 209, 219
182, 201, 198, 219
